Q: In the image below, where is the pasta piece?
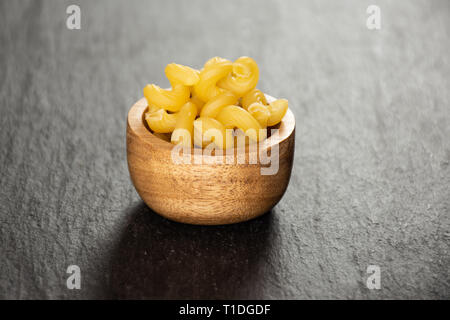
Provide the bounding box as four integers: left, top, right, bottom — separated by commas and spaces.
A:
147, 104, 161, 114
165, 63, 200, 86
193, 57, 233, 102
241, 88, 268, 110
193, 117, 233, 150
171, 102, 198, 147
143, 84, 189, 113
142, 57, 289, 146
218, 57, 259, 98
143, 63, 198, 112
215, 105, 266, 142
200, 91, 238, 118
204, 56, 229, 70
242, 89, 288, 126
267, 99, 288, 126
247, 102, 270, 128
190, 93, 205, 115
145, 108, 177, 133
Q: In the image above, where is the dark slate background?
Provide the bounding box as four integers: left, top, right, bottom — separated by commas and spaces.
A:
0, 0, 449, 299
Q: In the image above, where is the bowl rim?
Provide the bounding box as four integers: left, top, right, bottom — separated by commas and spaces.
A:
127, 93, 295, 158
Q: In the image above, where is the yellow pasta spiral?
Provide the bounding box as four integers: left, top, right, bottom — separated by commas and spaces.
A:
200, 91, 238, 118
241, 88, 268, 110
193, 117, 234, 150
247, 102, 271, 128
144, 63, 199, 112
171, 102, 198, 147
165, 63, 200, 86
142, 56, 289, 147
267, 99, 288, 126
145, 108, 178, 133
217, 57, 259, 98
242, 89, 288, 127
193, 57, 233, 102
190, 93, 205, 115
216, 105, 266, 142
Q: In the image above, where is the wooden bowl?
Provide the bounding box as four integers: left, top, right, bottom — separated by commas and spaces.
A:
126, 95, 295, 225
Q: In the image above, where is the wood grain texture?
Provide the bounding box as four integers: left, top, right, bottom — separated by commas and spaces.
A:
127, 97, 295, 225
0, 0, 449, 299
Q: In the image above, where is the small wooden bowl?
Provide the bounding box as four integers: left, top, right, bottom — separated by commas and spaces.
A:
126, 94, 295, 225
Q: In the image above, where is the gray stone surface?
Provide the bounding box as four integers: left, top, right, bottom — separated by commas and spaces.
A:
0, 0, 449, 299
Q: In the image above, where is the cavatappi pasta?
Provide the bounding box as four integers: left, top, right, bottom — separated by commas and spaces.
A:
143, 56, 289, 149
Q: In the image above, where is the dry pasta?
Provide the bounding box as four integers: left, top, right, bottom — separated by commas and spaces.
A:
200, 91, 238, 118
216, 105, 266, 142
193, 117, 233, 150
142, 56, 289, 149
145, 108, 177, 133
171, 102, 197, 147
143, 63, 199, 112
242, 89, 289, 127
190, 93, 205, 115
241, 89, 268, 110
267, 99, 288, 126
247, 102, 271, 128
217, 57, 259, 98
193, 57, 232, 102
165, 63, 200, 86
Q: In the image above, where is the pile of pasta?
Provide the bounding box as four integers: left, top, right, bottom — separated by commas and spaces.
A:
143, 56, 288, 149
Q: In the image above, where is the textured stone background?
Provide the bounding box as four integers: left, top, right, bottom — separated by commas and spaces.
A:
0, 0, 449, 299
